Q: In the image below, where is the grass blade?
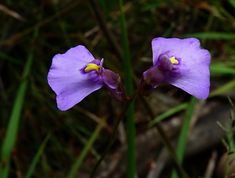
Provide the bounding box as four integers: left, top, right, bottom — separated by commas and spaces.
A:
67, 122, 103, 178
171, 97, 196, 178
0, 51, 33, 178
210, 64, 235, 76
184, 32, 235, 40
25, 134, 50, 178
149, 103, 188, 127
0, 52, 21, 65
210, 80, 235, 97
119, 0, 136, 177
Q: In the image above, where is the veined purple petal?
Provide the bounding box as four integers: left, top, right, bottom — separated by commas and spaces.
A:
48, 45, 103, 111
152, 37, 201, 65
55, 79, 102, 111
150, 37, 211, 99
64, 45, 95, 63
168, 49, 211, 99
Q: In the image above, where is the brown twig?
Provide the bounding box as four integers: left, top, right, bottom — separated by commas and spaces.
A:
88, 0, 122, 60
0, 0, 81, 47
96, 101, 231, 177
90, 88, 139, 178
204, 151, 217, 178
140, 96, 189, 178
77, 107, 112, 133
90, 100, 131, 178
0, 4, 25, 21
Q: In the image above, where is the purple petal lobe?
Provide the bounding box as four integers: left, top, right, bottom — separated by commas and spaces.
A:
48, 45, 103, 111
168, 49, 211, 99
102, 69, 120, 89
64, 45, 95, 63
143, 65, 165, 88
102, 69, 125, 101
149, 37, 211, 99
152, 37, 201, 65
55, 79, 102, 111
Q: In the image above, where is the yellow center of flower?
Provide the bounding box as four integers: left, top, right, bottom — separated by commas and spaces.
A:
84, 63, 100, 72
169, 56, 179, 65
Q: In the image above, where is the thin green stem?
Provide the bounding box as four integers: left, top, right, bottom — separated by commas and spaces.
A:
126, 102, 136, 178
149, 103, 188, 127
119, 0, 136, 178
25, 134, 50, 178
171, 97, 196, 178
68, 121, 104, 178
0, 33, 35, 178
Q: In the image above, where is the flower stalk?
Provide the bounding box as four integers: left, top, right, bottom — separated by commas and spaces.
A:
118, 0, 136, 177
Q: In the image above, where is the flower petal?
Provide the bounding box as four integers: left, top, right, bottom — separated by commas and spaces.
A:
152, 37, 201, 65
152, 37, 211, 99
48, 45, 103, 111
102, 69, 120, 89
168, 49, 211, 99
63, 45, 95, 63
55, 79, 102, 111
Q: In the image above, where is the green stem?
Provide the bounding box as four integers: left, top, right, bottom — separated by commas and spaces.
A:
0, 41, 34, 178
171, 97, 196, 178
25, 134, 50, 178
126, 102, 136, 178
119, 0, 136, 177
149, 103, 188, 127
68, 122, 103, 178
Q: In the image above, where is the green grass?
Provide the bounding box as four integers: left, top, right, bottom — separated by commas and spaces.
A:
211, 64, 235, 76
25, 134, 50, 178
0, 44, 34, 178
149, 103, 188, 127
67, 122, 104, 178
119, 0, 136, 177
210, 80, 235, 97
185, 32, 235, 40
1, 0, 235, 177
171, 97, 197, 178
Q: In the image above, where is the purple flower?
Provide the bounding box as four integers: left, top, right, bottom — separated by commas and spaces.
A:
142, 37, 211, 99
47, 45, 122, 111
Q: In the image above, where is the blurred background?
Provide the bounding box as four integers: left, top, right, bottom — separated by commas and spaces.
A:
0, 0, 235, 178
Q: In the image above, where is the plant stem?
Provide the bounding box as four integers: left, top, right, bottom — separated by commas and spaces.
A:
0, 35, 35, 178
171, 97, 196, 178
119, 0, 136, 177
68, 122, 103, 178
